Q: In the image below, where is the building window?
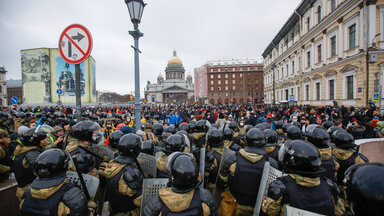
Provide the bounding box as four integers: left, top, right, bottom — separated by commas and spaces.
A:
316, 82, 321, 100
331, 0, 336, 11
331, 36, 337, 57
291, 61, 295, 74
297, 86, 300, 101
232, 74, 235, 78
218, 86, 221, 91
317, 44, 322, 63
210, 80, 213, 85
232, 80, 235, 84
306, 85, 310, 101
317, 5, 322, 23
225, 74, 228, 78
218, 69, 221, 72
247, 67, 250, 71
307, 51, 311, 68
210, 69, 213, 72
233, 86, 236, 90
232, 68, 235, 72
210, 86, 214, 91
218, 74, 221, 78
225, 86, 228, 91
240, 74, 243, 78
329, 79, 335, 100
210, 74, 213, 79
349, 24, 356, 49
281, 68, 284, 79
286, 64, 289, 77
225, 80, 228, 84
347, 75, 354, 99
306, 16, 311, 32
281, 90, 284, 100
218, 80, 221, 85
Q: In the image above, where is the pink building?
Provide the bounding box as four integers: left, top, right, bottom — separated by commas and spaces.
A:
194, 64, 208, 104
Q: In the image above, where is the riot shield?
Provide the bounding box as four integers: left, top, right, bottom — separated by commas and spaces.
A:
66, 171, 100, 198
199, 148, 205, 189
284, 205, 326, 216
140, 178, 169, 216
212, 147, 235, 204
137, 152, 157, 178
253, 162, 284, 216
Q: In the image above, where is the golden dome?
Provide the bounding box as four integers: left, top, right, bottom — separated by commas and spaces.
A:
167, 49, 183, 65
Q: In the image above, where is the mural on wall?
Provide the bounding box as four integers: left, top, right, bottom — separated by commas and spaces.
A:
56, 57, 85, 96
21, 49, 51, 103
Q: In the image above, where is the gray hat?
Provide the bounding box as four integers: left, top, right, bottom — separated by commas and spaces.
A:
17, 126, 29, 136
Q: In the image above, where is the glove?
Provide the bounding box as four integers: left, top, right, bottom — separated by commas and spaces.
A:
229, 143, 241, 151
88, 200, 97, 216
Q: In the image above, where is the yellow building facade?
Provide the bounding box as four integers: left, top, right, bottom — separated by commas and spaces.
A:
263, 0, 384, 107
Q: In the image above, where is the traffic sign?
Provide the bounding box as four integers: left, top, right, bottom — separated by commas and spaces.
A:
58, 24, 93, 64
56, 88, 63, 95
11, 96, 18, 105
289, 95, 295, 102
373, 92, 380, 102
13, 104, 17, 108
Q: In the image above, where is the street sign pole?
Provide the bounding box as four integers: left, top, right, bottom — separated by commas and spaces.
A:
75, 64, 82, 121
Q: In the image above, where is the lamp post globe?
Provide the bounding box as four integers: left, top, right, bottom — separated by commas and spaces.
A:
125, 0, 145, 131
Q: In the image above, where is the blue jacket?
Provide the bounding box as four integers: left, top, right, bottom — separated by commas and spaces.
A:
169, 114, 182, 125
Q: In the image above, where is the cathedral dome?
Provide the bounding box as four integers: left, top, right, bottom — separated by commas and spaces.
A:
167, 50, 183, 65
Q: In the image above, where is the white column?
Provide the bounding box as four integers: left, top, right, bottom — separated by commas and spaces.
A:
379, 6, 384, 49
338, 22, 343, 58
368, 4, 377, 46
323, 34, 326, 64
360, 7, 365, 50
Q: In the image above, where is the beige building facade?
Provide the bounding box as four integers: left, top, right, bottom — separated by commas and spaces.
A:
262, 0, 384, 107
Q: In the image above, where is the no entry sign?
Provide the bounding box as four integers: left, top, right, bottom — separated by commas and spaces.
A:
58, 24, 92, 64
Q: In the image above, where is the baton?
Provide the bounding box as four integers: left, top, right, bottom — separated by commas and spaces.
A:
72, 156, 90, 200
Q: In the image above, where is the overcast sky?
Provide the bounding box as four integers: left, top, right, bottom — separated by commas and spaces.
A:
0, 0, 301, 95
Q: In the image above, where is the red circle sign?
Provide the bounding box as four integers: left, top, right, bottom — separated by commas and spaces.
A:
58, 24, 93, 64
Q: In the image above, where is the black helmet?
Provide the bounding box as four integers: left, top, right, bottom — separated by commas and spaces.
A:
344, 163, 384, 216
109, 130, 124, 149
71, 121, 100, 142
178, 123, 190, 133
286, 125, 302, 140
228, 121, 239, 132
245, 125, 254, 133
152, 123, 163, 136
328, 126, 346, 143
322, 121, 333, 130
223, 128, 233, 140
275, 120, 284, 130
118, 133, 142, 158
307, 128, 330, 148
263, 129, 277, 147
34, 148, 69, 179
189, 121, 196, 132
206, 128, 223, 148
278, 140, 325, 177
22, 128, 37, 146
245, 128, 266, 154
210, 123, 218, 129
169, 153, 199, 193
195, 120, 208, 132
255, 124, 266, 131
23, 125, 53, 146
141, 140, 154, 155
176, 131, 191, 147
333, 131, 356, 149
33, 148, 70, 188
262, 122, 270, 129
282, 123, 292, 133
292, 121, 301, 128
166, 125, 176, 134
305, 124, 321, 136
163, 134, 185, 154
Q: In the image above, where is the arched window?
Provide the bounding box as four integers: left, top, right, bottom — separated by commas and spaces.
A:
317, 6, 322, 23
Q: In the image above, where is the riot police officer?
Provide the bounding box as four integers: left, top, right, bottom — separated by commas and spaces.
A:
219, 128, 277, 215
156, 134, 185, 178
14, 126, 51, 200
263, 129, 279, 161
344, 163, 384, 216
275, 120, 286, 145
191, 120, 208, 148
99, 133, 144, 215
262, 140, 345, 216
142, 153, 217, 216
205, 128, 224, 191
65, 121, 100, 175
223, 128, 234, 148
285, 125, 302, 141
108, 130, 124, 157
308, 128, 339, 182
20, 148, 95, 216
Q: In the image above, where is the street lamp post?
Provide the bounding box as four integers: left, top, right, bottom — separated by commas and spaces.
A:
125, 0, 145, 131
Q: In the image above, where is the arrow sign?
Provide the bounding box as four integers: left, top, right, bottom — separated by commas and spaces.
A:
71, 32, 85, 42
56, 88, 63, 95
58, 24, 92, 64
11, 96, 18, 105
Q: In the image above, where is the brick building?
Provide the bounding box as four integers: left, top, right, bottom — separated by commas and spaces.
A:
203, 58, 264, 104
6, 79, 22, 105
